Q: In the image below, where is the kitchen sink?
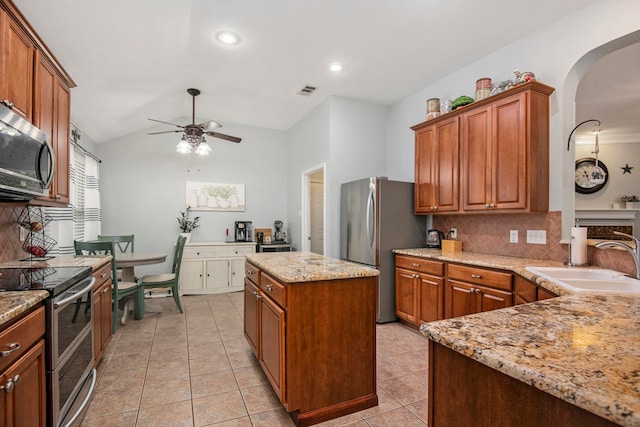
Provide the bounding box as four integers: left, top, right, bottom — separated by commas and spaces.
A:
525, 266, 640, 294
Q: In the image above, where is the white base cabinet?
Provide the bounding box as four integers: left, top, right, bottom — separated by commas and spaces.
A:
179, 242, 255, 295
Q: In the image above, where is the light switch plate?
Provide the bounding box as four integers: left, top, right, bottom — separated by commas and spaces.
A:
526, 230, 547, 245
509, 230, 518, 243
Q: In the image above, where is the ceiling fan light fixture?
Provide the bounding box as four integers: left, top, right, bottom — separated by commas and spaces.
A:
195, 141, 212, 155
176, 136, 192, 154
216, 31, 240, 45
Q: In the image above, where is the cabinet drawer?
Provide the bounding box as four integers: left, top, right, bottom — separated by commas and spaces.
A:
447, 264, 512, 291
261, 273, 286, 308
396, 255, 444, 276
0, 306, 45, 372
245, 262, 260, 286
93, 262, 112, 288
183, 247, 219, 258
218, 245, 254, 257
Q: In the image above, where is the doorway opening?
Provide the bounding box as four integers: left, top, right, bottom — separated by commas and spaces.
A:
302, 164, 326, 254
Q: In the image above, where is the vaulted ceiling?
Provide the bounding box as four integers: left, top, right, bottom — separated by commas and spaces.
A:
14, 0, 601, 143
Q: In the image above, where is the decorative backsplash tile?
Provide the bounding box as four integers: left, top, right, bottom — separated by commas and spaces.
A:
0, 204, 28, 263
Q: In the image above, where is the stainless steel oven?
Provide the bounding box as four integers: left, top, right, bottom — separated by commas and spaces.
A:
47, 275, 96, 427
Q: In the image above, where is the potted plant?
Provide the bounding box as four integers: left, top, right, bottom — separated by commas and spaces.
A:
177, 207, 200, 242
621, 195, 640, 209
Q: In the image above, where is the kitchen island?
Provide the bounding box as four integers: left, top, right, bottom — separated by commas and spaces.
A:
400, 249, 640, 426
244, 252, 379, 426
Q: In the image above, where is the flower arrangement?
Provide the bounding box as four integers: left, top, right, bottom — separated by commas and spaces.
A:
177, 207, 200, 232
621, 195, 640, 202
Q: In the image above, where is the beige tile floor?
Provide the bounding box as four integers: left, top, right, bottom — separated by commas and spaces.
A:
80, 292, 429, 427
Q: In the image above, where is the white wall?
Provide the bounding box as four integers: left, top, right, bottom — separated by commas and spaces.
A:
286, 97, 387, 256
385, 0, 640, 237
97, 118, 288, 275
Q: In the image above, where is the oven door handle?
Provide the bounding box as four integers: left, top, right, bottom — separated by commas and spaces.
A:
53, 277, 95, 309
60, 368, 96, 427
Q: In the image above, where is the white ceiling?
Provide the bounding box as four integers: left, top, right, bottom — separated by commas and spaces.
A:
14, 0, 601, 144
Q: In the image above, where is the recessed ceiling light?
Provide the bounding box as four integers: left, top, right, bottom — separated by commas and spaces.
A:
329, 63, 343, 72
216, 31, 240, 45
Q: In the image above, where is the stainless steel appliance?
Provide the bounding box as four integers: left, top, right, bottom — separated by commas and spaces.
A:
0, 103, 55, 201
0, 265, 96, 427
340, 177, 426, 323
234, 221, 253, 242
426, 229, 445, 248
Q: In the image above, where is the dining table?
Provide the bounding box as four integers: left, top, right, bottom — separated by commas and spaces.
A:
114, 252, 167, 313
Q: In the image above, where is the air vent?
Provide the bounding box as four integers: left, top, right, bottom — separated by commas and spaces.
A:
297, 85, 317, 96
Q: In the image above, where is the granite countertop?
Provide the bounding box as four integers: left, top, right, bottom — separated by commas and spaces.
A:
0, 255, 111, 329
397, 248, 640, 426
246, 251, 379, 283
420, 294, 640, 427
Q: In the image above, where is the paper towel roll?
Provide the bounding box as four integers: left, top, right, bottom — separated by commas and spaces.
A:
571, 227, 588, 265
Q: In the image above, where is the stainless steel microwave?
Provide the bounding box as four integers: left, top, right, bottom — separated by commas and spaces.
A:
0, 103, 54, 201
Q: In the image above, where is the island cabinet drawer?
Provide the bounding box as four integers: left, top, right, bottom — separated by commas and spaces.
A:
260, 273, 286, 308
93, 262, 112, 288
245, 262, 260, 285
0, 306, 45, 372
396, 255, 444, 276
447, 264, 512, 291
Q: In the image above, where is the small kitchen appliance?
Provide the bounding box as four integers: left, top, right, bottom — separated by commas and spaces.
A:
234, 221, 253, 242
426, 229, 445, 248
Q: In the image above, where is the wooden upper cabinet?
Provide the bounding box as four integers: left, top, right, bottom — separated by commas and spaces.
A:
413, 116, 459, 214
413, 81, 554, 215
0, 9, 35, 119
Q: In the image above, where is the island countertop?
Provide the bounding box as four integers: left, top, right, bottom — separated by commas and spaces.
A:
245, 251, 379, 283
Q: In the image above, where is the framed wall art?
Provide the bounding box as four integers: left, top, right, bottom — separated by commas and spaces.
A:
186, 181, 245, 211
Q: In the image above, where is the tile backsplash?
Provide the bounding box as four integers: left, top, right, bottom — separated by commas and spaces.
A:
0, 204, 27, 263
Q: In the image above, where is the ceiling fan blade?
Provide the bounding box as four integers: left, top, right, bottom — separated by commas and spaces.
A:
148, 130, 182, 135
148, 118, 185, 128
197, 120, 222, 131
206, 131, 242, 143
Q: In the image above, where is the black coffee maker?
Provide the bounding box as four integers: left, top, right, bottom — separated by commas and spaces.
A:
235, 221, 253, 242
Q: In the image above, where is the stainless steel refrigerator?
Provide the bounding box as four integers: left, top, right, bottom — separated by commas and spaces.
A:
340, 177, 426, 323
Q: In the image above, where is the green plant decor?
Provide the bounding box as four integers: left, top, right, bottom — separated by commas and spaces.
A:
177, 207, 200, 232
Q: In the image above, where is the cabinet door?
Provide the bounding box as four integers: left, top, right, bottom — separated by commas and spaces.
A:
260, 295, 285, 402
461, 105, 492, 211
178, 260, 204, 293
205, 259, 229, 290
476, 286, 512, 313
93, 280, 112, 365
445, 280, 476, 318
243, 279, 260, 356
0, 12, 35, 120
2, 340, 46, 427
418, 273, 444, 323
229, 258, 245, 288
52, 80, 70, 204
395, 268, 417, 322
491, 92, 526, 210
414, 118, 459, 214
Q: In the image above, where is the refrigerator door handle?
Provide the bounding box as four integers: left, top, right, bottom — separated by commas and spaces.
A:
366, 185, 375, 254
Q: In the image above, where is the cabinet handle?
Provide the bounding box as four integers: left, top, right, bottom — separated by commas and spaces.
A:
411, 263, 420, 267
55, 194, 61, 199
100, 273, 108, 278
1, 99, 14, 109
471, 274, 482, 279
246, 271, 253, 276
0, 342, 20, 357
475, 288, 481, 294
0, 379, 14, 393
102, 287, 109, 294
12, 375, 20, 386
265, 285, 274, 291
470, 287, 475, 293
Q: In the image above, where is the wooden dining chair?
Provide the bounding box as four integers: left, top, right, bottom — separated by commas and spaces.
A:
97, 234, 134, 280
139, 235, 187, 313
74, 240, 144, 333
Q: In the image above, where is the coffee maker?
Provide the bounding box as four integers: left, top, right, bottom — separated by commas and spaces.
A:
235, 221, 253, 242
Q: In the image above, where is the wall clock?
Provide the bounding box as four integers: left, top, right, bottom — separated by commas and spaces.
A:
575, 157, 609, 194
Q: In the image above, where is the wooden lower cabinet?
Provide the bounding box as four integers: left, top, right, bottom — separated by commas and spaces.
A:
445, 279, 512, 318
0, 306, 46, 427
428, 341, 617, 427
395, 255, 444, 327
244, 261, 377, 426
92, 262, 112, 366
514, 274, 558, 305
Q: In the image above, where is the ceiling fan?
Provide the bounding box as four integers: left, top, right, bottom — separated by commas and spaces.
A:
148, 88, 241, 155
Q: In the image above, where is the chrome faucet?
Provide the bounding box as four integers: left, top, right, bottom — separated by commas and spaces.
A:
594, 231, 640, 279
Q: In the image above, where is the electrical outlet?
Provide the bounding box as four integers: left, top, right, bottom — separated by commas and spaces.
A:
19, 227, 27, 242
526, 230, 547, 245
509, 230, 518, 243
450, 228, 457, 239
